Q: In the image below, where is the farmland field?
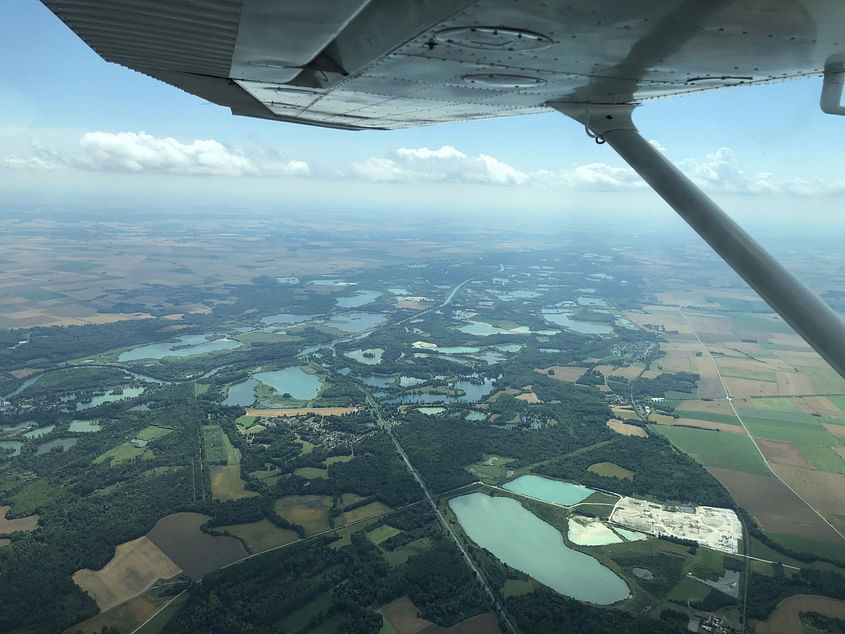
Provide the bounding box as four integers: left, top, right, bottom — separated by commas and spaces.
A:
209, 465, 258, 501
70, 589, 172, 634
651, 425, 770, 475
93, 442, 154, 465
344, 501, 391, 523
0, 505, 38, 534
366, 524, 400, 545
756, 594, 845, 634
274, 495, 333, 536
146, 512, 247, 579
72, 536, 181, 612
216, 519, 299, 553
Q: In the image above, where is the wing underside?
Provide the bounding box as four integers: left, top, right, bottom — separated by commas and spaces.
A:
41, 0, 845, 130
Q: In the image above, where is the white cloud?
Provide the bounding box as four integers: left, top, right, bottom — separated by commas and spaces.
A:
0, 156, 58, 170
353, 145, 527, 185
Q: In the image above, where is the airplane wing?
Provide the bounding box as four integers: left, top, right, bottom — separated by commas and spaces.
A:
39, 0, 843, 130
40, 0, 845, 379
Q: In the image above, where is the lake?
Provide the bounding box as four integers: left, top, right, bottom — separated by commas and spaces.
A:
344, 348, 384, 365
418, 407, 445, 415
449, 493, 629, 604
541, 310, 613, 335
336, 290, 381, 308
465, 410, 487, 421
385, 377, 494, 405
458, 322, 530, 336
503, 475, 595, 506
223, 378, 258, 406
260, 313, 315, 325
69, 420, 101, 432
36, 437, 78, 455
76, 386, 145, 410
254, 367, 321, 400
119, 334, 240, 361
323, 312, 385, 333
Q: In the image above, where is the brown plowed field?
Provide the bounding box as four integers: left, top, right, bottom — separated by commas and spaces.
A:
72, 536, 181, 612
724, 378, 780, 398
147, 512, 247, 579
0, 506, 38, 534
676, 399, 736, 416
381, 596, 503, 634
769, 465, 845, 519
707, 468, 842, 543
823, 423, 845, 439
757, 440, 810, 468
755, 594, 845, 634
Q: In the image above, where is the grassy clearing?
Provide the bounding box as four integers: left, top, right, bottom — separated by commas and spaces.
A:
465, 454, 516, 481
367, 524, 400, 545
749, 398, 804, 413
209, 465, 258, 501
216, 519, 299, 553
383, 537, 432, 566
93, 443, 154, 466
136, 591, 189, 634
667, 577, 710, 602
651, 425, 770, 475
324, 454, 354, 466
193, 383, 209, 396
294, 466, 328, 479
202, 425, 239, 465
274, 495, 333, 536
19, 288, 65, 301
235, 415, 257, 427
738, 408, 819, 426
297, 439, 315, 455
742, 418, 845, 473
797, 366, 845, 394
587, 462, 633, 480
502, 579, 535, 597
344, 501, 391, 523
137, 426, 173, 441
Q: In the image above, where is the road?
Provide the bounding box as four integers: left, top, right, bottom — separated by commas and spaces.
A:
680, 310, 845, 542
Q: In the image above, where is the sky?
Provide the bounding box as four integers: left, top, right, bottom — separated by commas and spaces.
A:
2, 0, 845, 230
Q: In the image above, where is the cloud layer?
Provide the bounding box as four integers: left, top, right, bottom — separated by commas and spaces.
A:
3, 132, 843, 196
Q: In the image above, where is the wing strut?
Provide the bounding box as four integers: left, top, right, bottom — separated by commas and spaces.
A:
553, 104, 845, 380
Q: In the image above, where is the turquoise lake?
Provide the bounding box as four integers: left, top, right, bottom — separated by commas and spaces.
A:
503, 475, 595, 506
76, 386, 145, 410
224, 378, 258, 406
449, 493, 629, 604
119, 334, 240, 361
254, 367, 321, 400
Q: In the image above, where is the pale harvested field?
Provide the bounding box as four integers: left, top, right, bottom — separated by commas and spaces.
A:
823, 424, 845, 439
274, 495, 333, 536
247, 407, 358, 417
72, 536, 181, 612
796, 396, 844, 417
707, 467, 842, 542
381, 596, 502, 634
668, 418, 747, 435
686, 314, 736, 337
488, 388, 522, 402
724, 377, 781, 398
757, 440, 810, 468
776, 351, 830, 368
675, 399, 737, 416
607, 419, 647, 437
775, 372, 814, 396
9, 368, 42, 379
594, 364, 643, 379
0, 506, 39, 534
835, 447, 845, 462
0, 538, 10, 547
535, 366, 586, 382
624, 309, 692, 334
770, 465, 845, 518
515, 391, 540, 403
641, 369, 661, 379
756, 594, 845, 634
396, 299, 429, 310
769, 333, 813, 350
612, 406, 638, 419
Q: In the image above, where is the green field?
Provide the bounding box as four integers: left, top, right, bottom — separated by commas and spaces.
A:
742, 418, 845, 473
746, 398, 804, 413
587, 461, 633, 480
93, 442, 154, 466
829, 396, 845, 415
294, 467, 328, 479
465, 454, 516, 481
235, 415, 257, 427
383, 537, 432, 566
217, 519, 299, 553
367, 524, 400, 545
738, 408, 819, 426
19, 288, 65, 301
719, 367, 777, 382
664, 391, 697, 400
202, 425, 239, 465
209, 465, 257, 501
137, 426, 173, 441
651, 425, 770, 475
677, 411, 741, 426
796, 366, 845, 394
